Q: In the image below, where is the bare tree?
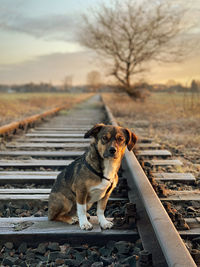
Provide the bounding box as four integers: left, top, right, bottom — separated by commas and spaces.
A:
79, 0, 192, 96
87, 70, 101, 91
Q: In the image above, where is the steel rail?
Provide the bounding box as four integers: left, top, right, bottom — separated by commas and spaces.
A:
0, 106, 67, 136
103, 101, 196, 267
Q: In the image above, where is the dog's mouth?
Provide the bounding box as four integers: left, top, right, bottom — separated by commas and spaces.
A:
103, 151, 118, 159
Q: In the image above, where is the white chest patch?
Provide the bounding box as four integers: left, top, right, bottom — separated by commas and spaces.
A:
103, 158, 118, 180
88, 158, 119, 204
89, 179, 110, 203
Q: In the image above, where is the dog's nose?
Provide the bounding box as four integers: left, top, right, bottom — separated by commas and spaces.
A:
109, 147, 116, 155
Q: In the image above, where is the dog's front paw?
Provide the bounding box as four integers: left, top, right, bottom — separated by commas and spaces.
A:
100, 220, 113, 230
80, 221, 93, 230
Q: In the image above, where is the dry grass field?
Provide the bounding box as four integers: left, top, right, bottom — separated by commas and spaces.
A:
103, 92, 200, 178
0, 93, 92, 127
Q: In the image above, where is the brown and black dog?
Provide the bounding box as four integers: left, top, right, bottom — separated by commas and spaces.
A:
48, 123, 137, 230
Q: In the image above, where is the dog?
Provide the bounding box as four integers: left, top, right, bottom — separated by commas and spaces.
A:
48, 123, 137, 230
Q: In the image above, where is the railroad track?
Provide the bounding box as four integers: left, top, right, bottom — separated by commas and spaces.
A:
0, 94, 199, 267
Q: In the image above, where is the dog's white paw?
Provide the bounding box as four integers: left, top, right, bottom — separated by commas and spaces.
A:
80, 221, 93, 230
100, 220, 113, 229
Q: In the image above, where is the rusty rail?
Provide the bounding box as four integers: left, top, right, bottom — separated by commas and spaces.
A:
0, 106, 66, 137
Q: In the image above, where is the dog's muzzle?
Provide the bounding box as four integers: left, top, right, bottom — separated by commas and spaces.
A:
103, 147, 117, 158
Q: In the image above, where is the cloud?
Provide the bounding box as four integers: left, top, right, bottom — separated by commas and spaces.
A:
0, 51, 99, 85
0, 11, 80, 42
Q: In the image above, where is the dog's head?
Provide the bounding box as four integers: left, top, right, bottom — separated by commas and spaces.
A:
84, 123, 137, 159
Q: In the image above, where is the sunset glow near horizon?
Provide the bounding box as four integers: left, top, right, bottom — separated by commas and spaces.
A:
0, 0, 200, 86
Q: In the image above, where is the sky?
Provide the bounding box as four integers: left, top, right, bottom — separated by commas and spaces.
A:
0, 0, 200, 86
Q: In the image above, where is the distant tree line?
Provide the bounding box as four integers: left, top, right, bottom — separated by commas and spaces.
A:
0, 83, 59, 93
0, 82, 106, 94
153, 79, 200, 93
0, 79, 199, 94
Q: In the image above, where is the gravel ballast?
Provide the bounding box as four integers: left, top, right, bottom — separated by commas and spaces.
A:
0, 240, 142, 266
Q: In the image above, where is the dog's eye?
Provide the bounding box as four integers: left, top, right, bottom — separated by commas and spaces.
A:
102, 135, 108, 142
117, 136, 124, 143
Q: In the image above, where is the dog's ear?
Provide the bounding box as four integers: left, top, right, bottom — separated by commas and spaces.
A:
123, 128, 137, 151
84, 123, 105, 138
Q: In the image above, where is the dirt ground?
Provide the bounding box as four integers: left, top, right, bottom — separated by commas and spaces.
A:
103, 92, 200, 180
0, 93, 92, 127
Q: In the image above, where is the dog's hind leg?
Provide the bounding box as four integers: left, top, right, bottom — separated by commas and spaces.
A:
87, 203, 93, 210
54, 213, 78, 224
48, 192, 76, 224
